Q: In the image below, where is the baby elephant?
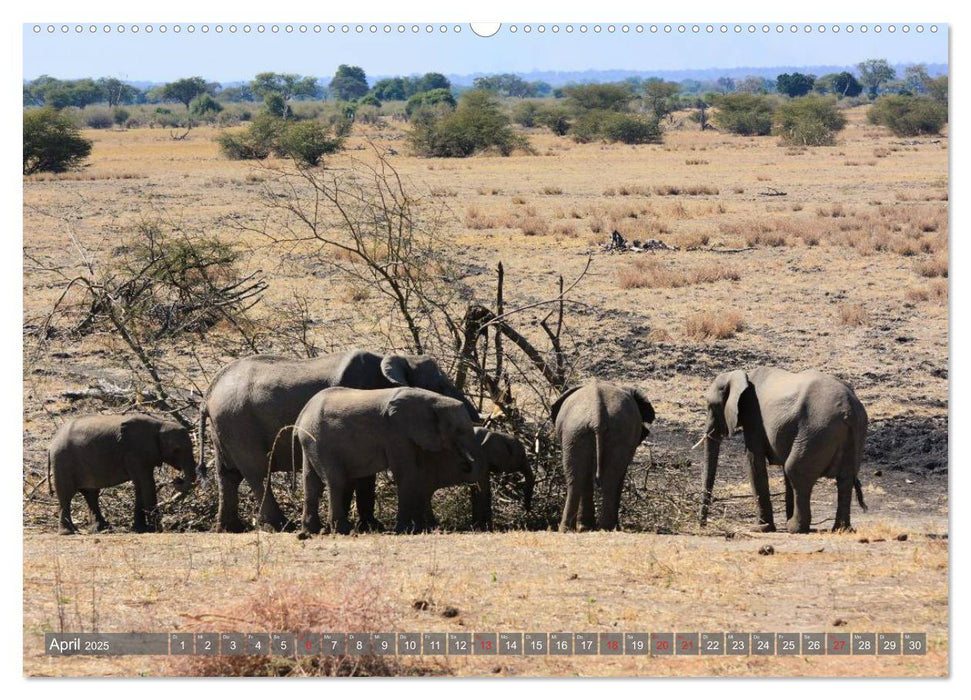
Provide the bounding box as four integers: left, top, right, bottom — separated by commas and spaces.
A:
296, 386, 486, 535
48, 414, 196, 535
551, 380, 655, 532
424, 427, 534, 529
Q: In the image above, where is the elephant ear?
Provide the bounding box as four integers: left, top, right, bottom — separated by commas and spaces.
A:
380, 354, 411, 387
627, 387, 656, 424
384, 390, 443, 452
120, 416, 161, 466
723, 370, 752, 436
550, 386, 581, 424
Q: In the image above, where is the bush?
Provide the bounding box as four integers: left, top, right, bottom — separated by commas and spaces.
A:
216, 114, 343, 165
774, 96, 846, 146
600, 113, 662, 144
712, 93, 775, 135
405, 88, 456, 117
190, 94, 224, 118
408, 90, 526, 157
511, 100, 540, 127
83, 108, 114, 129
113, 108, 130, 127
867, 95, 947, 136
23, 107, 92, 174
535, 105, 571, 135
275, 120, 343, 166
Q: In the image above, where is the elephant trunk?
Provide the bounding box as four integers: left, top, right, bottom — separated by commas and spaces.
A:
172, 453, 197, 494
520, 464, 535, 512
700, 435, 720, 526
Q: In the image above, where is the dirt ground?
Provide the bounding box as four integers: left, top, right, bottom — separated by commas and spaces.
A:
22, 105, 948, 676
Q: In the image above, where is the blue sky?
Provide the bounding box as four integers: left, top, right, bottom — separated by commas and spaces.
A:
23, 23, 948, 83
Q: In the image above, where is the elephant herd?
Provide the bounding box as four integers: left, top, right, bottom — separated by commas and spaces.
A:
46, 349, 869, 537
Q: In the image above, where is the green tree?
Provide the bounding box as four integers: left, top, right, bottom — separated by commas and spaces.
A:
643, 78, 680, 121
417, 72, 451, 93
903, 65, 931, 94
535, 104, 572, 135
275, 120, 343, 166
190, 94, 223, 118
405, 88, 456, 117
472, 73, 537, 97
925, 75, 948, 106
46, 79, 105, 110
371, 77, 408, 101
564, 83, 633, 113
774, 95, 846, 146
408, 89, 525, 157
857, 59, 896, 98
97, 78, 140, 107
161, 77, 209, 111
776, 73, 816, 98
329, 65, 369, 101
249, 72, 318, 118
712, 93, 775, 135
24, 107, 93, 174
831, 72, 863, 98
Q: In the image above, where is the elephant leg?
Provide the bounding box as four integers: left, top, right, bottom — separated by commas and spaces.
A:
784, 472, 794, 522
746, 449, 776, 532
471, 478, 493, 530
598, 463, 629, 532
56, 486, 78, 535
578, 487, 596, 532
394, 471, 425, 534
787, 482, 813, 534
833, 474, 854, 532
353, 475, 384, 532
326, 472, 353, 535
301, 459, 324, 535
215, 456, 246, 533
80, 489, 110, 533
132, 470, 159, 533
244, 469, 287, 532
559, 439, 592, 533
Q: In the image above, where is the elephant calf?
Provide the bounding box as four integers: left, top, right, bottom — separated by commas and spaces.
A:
48, 414, 196, 535
424, 427, 534, 530
551, 380, 656, 532
296, 386, 486, 535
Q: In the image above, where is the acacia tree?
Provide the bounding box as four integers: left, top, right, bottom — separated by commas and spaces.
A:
97, 78, 140, 107
643, 79, 680, 122
249, 72, 318, 119
329, 65, 369, 101
161, 77, 209, 111
857, 59, 896, 98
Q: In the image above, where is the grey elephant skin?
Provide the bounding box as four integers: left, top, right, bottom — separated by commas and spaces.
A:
551, 381, 655, 532
424, 427, 534, 529
295, 386, 486, 535
48, 414, 196, 534
699, 367, 869, 533
199, 349, 478, 532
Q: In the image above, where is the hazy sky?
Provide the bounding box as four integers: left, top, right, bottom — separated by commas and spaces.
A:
23, 23, 948, 82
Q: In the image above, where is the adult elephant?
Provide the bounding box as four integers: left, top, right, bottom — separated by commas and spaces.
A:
296, 387, 486, 535
699, 367, 869, 534
199, 349, 479, 532
551, 380, 656, 532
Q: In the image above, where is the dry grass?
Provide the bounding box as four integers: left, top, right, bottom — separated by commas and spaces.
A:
916, 254, 949, 278
837, 303, 870, 327
616, 258, 740, 289
684, 310, 744, 340
653, 184, 719, 196
906, 280, 948, 304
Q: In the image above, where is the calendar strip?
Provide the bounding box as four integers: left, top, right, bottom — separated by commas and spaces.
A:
45, 632, 927, 656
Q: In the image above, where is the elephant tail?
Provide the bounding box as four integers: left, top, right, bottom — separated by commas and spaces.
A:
47, 450, 53, 496
854, 478, 868, 512
197, 403, 208, 482
593, 429, 605, 489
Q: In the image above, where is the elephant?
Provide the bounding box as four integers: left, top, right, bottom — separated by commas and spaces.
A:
423, 427, 534, 530
198, 349, 479, 532
551, 380, 656, 532
295, 386, 486, 535
698, 367, 869, 534
47, 414, 196, 535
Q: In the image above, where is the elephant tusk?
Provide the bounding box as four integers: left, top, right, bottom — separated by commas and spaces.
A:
691, 431, 714, 450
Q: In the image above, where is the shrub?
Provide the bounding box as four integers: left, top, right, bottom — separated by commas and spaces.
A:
712, 93, 775, 135
837, 303, 869, 326
405, 88, 456, 117
535, 105, 571, 135
570, 109, 612, 143
867, 95, 947, 136
408, 90, 526, 157
23, 107, 92, 174
774, 96, 846, 146
600, 113, 662, 144
84, 108, 114, 129
275, 120, 343, 166
511, 100, 540, 127
216, 114, 283, 160
113, 108, 130, 127
190, 94, 224, 118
